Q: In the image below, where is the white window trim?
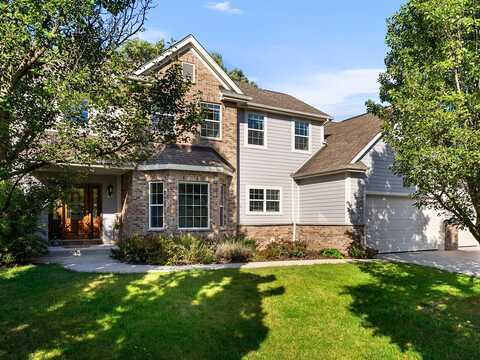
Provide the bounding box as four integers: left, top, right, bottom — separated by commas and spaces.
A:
244, 112, 268, 149
181, 61, 196, 83
148, 181, 165, 231
245, 185, 282, 215
291, 120, 311, 153
219, 184, 226, 229
177, 181, 210, 231
200, 102, 222, 141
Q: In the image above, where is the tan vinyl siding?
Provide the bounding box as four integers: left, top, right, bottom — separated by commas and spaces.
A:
238, 110, 324, 225
361, 140, 414, 195
297, 174, 347, 224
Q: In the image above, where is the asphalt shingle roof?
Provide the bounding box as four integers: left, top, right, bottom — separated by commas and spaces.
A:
141, 144, 234, 172
294, 113, 383, 178
235, 81, 331, 119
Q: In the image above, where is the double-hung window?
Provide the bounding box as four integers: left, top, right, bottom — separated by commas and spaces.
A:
149, 182, 164, 229
294, 120, 310, 152
219, 184, 226, 228
201, 103, 221, 139
178, 182, 209, 229
247, 187, 281, 214
247, 113, 265, 147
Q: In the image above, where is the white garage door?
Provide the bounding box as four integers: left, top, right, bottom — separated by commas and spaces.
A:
459, 229, 479, 248
366, 195, 444, 253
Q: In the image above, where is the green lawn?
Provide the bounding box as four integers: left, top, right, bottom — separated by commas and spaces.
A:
1, 263, 479, 360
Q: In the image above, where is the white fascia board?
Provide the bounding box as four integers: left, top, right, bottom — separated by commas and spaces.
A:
350, 133, 383, 164
134, 35, 243, 95
136, 163, 233, 176
241, 102, 331, 122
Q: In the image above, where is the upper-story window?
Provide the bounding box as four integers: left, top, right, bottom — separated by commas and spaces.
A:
293, 120, 310, 152
247, 113, 266, 147
182, 62, 195, 82
201, 103, 221, 139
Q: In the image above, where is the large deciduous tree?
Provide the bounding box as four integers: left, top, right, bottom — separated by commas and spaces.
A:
0, 0, 204, 213
368, 0, 480, 242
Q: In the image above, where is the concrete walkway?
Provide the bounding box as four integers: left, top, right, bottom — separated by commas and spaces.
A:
378, 247, 480, 276
39, 245, 370, 274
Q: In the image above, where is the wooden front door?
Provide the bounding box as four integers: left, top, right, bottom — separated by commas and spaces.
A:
50, 185, 102, 240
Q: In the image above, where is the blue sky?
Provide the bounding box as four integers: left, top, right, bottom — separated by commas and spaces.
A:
138, 1, 405, 120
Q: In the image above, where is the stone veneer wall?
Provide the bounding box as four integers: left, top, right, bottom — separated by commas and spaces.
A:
120, 170, 235, 239
238, 224, 364, 255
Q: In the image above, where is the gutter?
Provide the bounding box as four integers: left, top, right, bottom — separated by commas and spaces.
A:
221, 93, 331, 122
292, 167, 367, 180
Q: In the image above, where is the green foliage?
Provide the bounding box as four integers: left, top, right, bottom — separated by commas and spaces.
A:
0, 1, 204, 237
168, 234, 215, 265
256, 240, 308, 261
215, 240, 253, 263
118, 38, 165, 68
319, 248, 345, 259
0, 181, 47, 265
348, 245, 368, 259
210, 51, 257, 87
112, 234, 215, 265
368, 0, 480, 242
111, 234, 177, 265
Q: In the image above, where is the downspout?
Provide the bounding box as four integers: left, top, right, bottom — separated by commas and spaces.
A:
291, 177, 297, 242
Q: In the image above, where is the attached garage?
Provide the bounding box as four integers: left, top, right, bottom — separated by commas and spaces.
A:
459, 229, 479, 248
366, 195, 445, 253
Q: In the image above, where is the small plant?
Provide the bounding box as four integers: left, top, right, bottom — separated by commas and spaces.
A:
348, 244, 367, 259
256, 240, 308, 260
319, 248, 345, 259
168, 234, 215, 265
215, 240, 253, 263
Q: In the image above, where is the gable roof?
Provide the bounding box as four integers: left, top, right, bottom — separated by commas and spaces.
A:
134, 34, 243, 94
134, 34, 331, 121
293, 112, 383, 179
235, 81, 331, 119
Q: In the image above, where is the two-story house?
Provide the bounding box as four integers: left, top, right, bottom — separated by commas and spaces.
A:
42, 35, 477, 254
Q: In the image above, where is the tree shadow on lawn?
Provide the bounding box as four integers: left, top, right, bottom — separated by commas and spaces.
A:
345, 262, 480, 359
0, 265, 284, 359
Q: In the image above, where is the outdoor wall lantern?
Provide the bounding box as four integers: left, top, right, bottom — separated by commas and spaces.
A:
107, 184, 114, 198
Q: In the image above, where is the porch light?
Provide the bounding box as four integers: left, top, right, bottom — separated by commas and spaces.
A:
107, 184, 114, 198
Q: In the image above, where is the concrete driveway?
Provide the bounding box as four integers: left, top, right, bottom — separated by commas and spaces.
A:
378, 247, 480, 276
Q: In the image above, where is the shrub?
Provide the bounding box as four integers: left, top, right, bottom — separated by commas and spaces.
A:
0, 181, 47, 266
168, 234, 215, 265
348, 244, 368, 259
111, 234, 176, 265
215, 240, 253, 263
256, 240, 308, 261
319, 248, 345, 259
111, 234, 215, 265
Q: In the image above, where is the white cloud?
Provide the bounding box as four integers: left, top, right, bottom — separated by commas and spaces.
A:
136, 29, 169, 43
274, 68, 383, 120
206, 1, 243, 14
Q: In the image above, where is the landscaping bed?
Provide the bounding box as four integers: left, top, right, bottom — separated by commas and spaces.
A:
110, 234, 366, 266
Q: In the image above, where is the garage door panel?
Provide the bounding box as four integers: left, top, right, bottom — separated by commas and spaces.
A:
459, 229, 479, 248
366, 195, 443, 253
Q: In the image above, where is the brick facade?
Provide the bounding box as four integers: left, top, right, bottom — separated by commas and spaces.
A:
120, 170, 235, 239
238, 224, 364, 255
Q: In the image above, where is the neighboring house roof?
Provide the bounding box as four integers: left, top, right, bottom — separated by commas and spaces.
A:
235, 81, 332, 119
293, 112, 383, 179
137, 144, 234, 175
